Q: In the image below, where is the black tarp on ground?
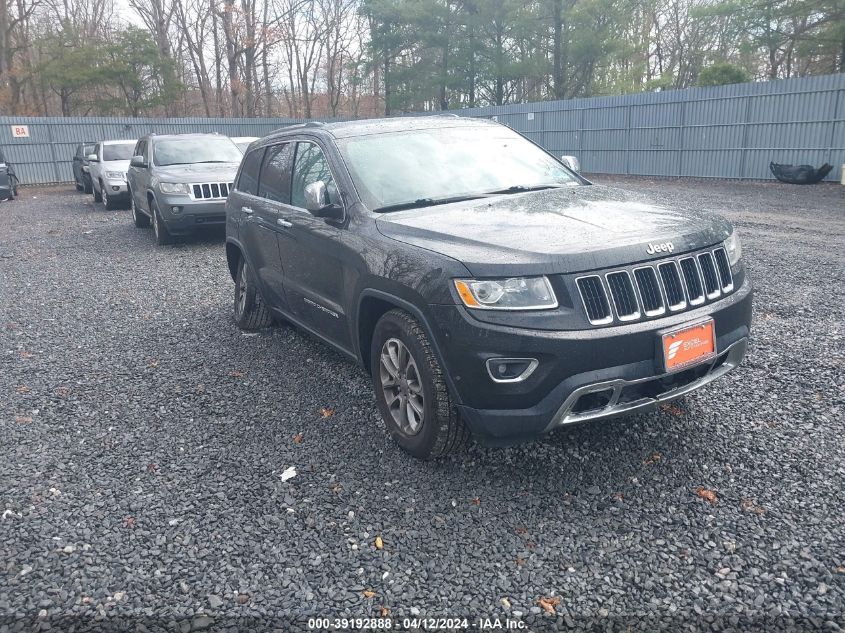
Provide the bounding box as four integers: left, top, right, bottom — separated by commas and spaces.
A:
770, 162, 833, 184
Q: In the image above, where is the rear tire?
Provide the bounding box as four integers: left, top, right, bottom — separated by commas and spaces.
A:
150, 198, 172, 245
233, 257, 273, 330
75, 180, 83, 192
370, 309, 469, 460
130, 192, 149, 228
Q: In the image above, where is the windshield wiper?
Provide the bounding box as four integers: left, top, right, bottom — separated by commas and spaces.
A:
374, 194, 490, 213
483, 184, 567, 195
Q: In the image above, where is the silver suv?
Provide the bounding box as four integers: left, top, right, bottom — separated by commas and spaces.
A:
88, 140, 136, 209
126, 133, 243, 245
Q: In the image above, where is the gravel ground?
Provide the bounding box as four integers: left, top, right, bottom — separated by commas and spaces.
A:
1, 178, 843, 632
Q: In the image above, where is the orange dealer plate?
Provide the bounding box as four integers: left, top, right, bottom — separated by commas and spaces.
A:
661, 319, 716, 372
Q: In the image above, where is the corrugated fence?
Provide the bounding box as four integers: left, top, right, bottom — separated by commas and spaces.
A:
1, 72, 843, 185
440, 73, 845, 182
0, 116, 306, 185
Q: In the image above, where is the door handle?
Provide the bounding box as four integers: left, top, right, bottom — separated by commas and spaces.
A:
242, 206, 254, 214
277, 218, 293, 228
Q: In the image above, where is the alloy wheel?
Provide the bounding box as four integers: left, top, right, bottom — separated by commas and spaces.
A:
236, 262, 248, 316
379, 338, 425, 436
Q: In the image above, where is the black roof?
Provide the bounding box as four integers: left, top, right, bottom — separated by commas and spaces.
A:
269, 115, 495, 141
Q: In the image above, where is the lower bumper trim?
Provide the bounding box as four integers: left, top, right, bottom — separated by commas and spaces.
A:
545, 337, 747, 430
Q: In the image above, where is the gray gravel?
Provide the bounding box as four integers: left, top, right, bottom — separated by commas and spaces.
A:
1, 178, 844, 631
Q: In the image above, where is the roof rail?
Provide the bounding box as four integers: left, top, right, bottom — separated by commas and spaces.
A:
305, 121, 326, 127
433, 113, 461, 118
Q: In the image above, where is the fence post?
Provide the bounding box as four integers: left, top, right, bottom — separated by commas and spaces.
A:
46, 120, 61, 183
624, 104, 632, 175
678, 95, 687, 178
827, 87, 842, 182
738, 95, 753, 180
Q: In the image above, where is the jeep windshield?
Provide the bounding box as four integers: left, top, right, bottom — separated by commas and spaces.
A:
153, 137, 242, 167
337, 125, 581, 212
103, 143, 135, 161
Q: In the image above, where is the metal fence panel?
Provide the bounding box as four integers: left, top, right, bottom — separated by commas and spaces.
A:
0, 116, 305, 185
1, 73, 843, 184
446, 73, 845, 182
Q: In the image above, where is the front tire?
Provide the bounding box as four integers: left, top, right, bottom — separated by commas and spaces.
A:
370, 309, 469, 459
83, 177, 92, 194
233, 257, 273, 330
130, 192, 149, 228
150, 198, 172, 245
93, 181, 102, 203
102, 187, 118, 210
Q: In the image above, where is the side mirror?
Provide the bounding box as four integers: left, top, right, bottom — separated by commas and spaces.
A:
560, 155, 581, 173
304, 181, 343, 219
130, 155, 147, 168
87, 153, 98, 162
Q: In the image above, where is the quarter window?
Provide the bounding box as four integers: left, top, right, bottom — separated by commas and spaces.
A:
291, 143, 335, 209
258, 143, 294, 203
237, 148, 264, 196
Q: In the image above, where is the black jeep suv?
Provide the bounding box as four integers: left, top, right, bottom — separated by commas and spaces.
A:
225, 117, 752, 459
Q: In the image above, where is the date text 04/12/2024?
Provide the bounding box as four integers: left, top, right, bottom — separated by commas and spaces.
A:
307, 617, 526, 630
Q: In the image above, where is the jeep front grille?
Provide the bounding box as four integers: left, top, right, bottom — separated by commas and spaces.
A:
190, 182, 233, 200
576, 246, 736, 326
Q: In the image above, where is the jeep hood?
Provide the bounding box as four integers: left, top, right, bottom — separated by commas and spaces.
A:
375, 185, 733, 276
154, 162, 240, 182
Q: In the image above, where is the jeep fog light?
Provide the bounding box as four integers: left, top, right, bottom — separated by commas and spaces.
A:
171, 206, 183, 214
486, 358, 538, 383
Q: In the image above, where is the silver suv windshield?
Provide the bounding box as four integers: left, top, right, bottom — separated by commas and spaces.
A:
337, 125, 580, 212
103, 143, 135, 161
153, 137, 242, 167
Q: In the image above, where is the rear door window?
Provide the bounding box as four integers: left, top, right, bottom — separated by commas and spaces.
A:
237, 148, 264, 196
258, 143, 294, 204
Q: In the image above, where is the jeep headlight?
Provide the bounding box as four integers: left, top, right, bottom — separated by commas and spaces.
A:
724, 231, 742, 266
159, 182, 189, 194
106, 170, 125, 180
454, 276, 558, 310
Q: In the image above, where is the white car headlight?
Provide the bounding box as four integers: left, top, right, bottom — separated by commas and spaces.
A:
454, 276, 558, 310
159, 182, 189, 194
724, 231, 742, 266
106, 171, 125, 180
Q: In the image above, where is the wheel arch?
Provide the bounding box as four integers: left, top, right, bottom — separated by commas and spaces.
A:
225, 239, 243, 281
356, 289, 462, 405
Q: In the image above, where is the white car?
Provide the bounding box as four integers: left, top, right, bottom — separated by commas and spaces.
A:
231, 136, 260, 152
88, 140, 137, 209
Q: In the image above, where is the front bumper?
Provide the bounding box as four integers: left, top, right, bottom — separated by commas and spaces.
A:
103, 180, 129, 199
429, 276, 752, 442
155, 194, 227, 235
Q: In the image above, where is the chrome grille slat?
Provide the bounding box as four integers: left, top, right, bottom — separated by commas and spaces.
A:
633, 266, 665, 316
605, 271, 640, 321
713, 247, 734, 291
679, 257, 705, 305
657, 261, 687, 311
189, 181, 235, 200
698, 252, 721, 299
576, 276, 613, 325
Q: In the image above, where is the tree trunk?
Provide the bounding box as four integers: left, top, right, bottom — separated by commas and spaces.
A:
552, 0, 564, 99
